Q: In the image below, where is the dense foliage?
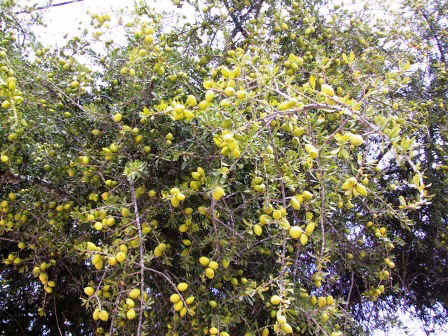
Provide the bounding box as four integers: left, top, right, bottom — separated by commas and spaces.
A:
0, 0, 447, 335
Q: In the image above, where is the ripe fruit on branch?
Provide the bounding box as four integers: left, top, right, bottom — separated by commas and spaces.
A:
270, 295, 281, 305
212, 186, 225, 201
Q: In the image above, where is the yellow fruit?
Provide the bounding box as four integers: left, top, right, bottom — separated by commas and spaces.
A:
208, 261, 219, 270
289, 226, 302, 239
116, 252, 126, 263
348, 133, 363, 146
205, 267, 215, 279
224, 86, 235, 96
186, 95, 197, 107
318, 296, 327, 308
93, 308, 100, 320
270, 295, 281, 305
112, 113, 122, 122
99, 310, 109, 321
212, 186, 225, 201
170, 293, 181, 303
205, 90, 215, 102
127, 308, 136, 320
290, 196, 301, 210
39, 272, 48, 284
199, 256, 210, 267
129, 288, 141, 299
253, 224, 262, 236
186, 296, 195, 304
302, 190, 313, 200
305, 222, 316, 236
209, 327, 218, 335
173, 300, 183, 311
321, 312, 329, 323
1, 100, 11, 109
281, 323, 293, 334
300, 233, 308, 246
84, 286, 95, 296
272, 209, 282, 220
177, 282, 188, 292
126, 298, 135, 308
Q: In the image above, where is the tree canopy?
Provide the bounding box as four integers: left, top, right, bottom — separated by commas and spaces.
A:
0, 0, 447, 335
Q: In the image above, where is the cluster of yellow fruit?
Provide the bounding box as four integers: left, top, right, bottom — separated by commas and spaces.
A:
283, 53, 304, 73
0, 67, 23, 111
313, 295, 335, 308
178, 215, 192, 233
32, 262, 56, 293
101, 142, 120, 161
166, 94, 197, 121
207, 327, 230, 336
267, 298, 294, 335
289, 220, 316, 246
364, 284, 385, 302
335, 132, 364, 147
124, 288, 141, 320
342, 176, 368, 198
199, 256, 219, 279
167, 187, 186, 208
169, 283, 196, 318
289, 190, 313, 211
91, 13, 111, 28
93, 308, 109, 322
213, 130, 241, 159
190, 167, 205, 191
154, 242, 168, 257
3, 252, 22, 266
251, 176, 266, 193
253, 205, 287, 236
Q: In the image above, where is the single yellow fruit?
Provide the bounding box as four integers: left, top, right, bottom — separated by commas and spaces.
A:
93, 308, 100, 320
208, 261, 219, 270
129, 288, 140, 299
112, 113, 122, 122
170, 293, 181, 303
209, 327, 218, 335
212, 186, 225, 201
289, 226, 302, 239
199, 256, 210, 267
205, 267, 215, 279
300, 233, 308, 246
84, 286, 95, 296
126, 298, 135, 308
116, 252, 126, 263
99, 310, 109, 321
253, 224, 262, 236
127, 308, 136, 320
177, 282, 188, 292
270, 295, 281, 305
173, 300, 183, 311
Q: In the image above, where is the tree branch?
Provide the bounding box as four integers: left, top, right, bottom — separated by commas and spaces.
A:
15, 0, 86, 15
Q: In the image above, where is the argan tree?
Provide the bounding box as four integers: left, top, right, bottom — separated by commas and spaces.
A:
0, 0, 446, 335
